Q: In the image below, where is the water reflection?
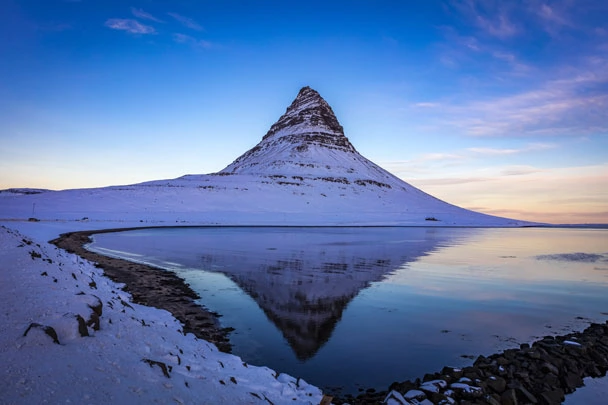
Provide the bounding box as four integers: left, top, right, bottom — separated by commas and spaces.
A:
190, 228, 461, 359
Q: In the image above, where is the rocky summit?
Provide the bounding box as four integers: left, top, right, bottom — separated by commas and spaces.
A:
220, 86, 365, 176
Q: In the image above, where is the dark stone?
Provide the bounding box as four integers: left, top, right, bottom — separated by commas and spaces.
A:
487, 376, 507, 393
541, 362, 559, 375
23, 323, 60, 344
515, 385, 538, 403
561, 371, 583, 393
75, 314, 89, 337
501, 388, 518, 405
540, 388, 564, 404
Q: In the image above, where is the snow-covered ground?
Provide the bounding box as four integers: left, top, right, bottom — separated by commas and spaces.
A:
0, 220, 325, 404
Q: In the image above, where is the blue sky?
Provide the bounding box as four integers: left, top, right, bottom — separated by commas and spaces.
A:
1, 0, 607, 223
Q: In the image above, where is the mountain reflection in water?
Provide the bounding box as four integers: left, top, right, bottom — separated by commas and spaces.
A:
194, 227, 458, 359
90, 227, 465, 359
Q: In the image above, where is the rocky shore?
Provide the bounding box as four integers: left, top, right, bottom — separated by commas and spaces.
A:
50, 228, 233, 352
337, 322, 608, 405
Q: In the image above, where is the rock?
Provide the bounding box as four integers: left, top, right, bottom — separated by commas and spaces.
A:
450, 382, 483, 399
383, 390, 407, 405
515, 385, 537, 403
419, 379, 447, 394
561, 371, 583, 393
485, 394, 502, 405
500, 388, 518, 405
22, 323, 60, 345
541, 362, 559, 375
403, 389, 426, 401
540, 388, 564, 404
487, 376, 507, 393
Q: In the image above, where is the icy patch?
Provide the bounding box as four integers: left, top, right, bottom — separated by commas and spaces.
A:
564, 340, 582, 346
535, 253, 605, 263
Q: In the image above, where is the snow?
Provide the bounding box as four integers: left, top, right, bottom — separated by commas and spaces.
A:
419, 379, 447, 394
449, 383, 482, 394
0, 167, 532, 227
0, 223, 324, 404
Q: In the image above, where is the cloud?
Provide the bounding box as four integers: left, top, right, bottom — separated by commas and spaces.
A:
499, 166, 542, 176
476, 12, 518, 39
105, 19, 155, 34
172, 33, 213, 49
412, 102, 440, 108
131, 7, 164, 23
412, 54, 608, 137
436, 25, 531, 74
537, 3, 569, 26
447, 0, 519, 39
410, 163, 608, 224
468, 143, 556, 155
168, 12, 203, 31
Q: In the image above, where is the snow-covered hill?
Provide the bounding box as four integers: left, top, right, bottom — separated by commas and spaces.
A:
0, 87, 530, 226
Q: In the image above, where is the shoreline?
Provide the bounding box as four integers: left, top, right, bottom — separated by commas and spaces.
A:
50, 228, 232, 353
50, 226, 608, 404
338, 321, 608, 404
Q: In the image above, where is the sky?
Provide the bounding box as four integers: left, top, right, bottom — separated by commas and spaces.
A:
1, 0, 607, 224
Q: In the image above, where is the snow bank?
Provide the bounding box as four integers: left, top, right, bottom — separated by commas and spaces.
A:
0, 224, 325, 404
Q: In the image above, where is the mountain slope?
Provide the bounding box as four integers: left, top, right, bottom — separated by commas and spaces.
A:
0, 87, 530, 226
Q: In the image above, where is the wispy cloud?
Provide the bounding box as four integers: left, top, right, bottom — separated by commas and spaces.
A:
105, 19, 155, 34
468, 143, 556, 155
436, 25, 531, 74
168, 12, 203, 31
412, 102, 440, 108
172, 33, 213, 49
408, 163, 608, 223
131, 7, 164, 23
448, 0, 519, 39
412, 54, 608, 137
476, 12, 518, 39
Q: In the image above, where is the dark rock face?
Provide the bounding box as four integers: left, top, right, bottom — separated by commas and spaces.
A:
262, 86, 351, 149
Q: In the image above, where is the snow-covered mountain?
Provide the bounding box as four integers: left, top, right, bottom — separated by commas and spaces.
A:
0, 87, 530, 226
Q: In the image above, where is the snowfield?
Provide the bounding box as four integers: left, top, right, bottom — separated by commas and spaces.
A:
0, 222, 325, 404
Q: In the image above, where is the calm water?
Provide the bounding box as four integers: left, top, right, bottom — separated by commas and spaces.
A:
88, 227, 608, 394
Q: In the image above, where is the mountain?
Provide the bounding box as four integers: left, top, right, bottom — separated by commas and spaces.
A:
0, 87, 530, 226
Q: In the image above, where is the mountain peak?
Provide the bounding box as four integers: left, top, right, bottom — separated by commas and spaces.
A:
261, 86, 347, 143
220, 86, 358, 175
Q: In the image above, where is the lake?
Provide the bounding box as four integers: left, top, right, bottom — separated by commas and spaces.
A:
87, 227, 608, 395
